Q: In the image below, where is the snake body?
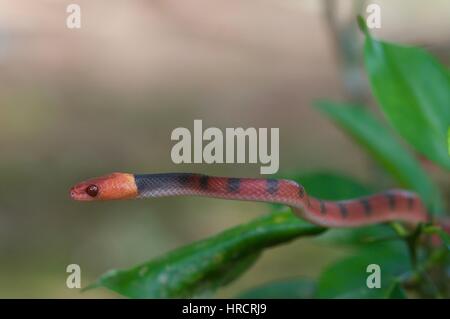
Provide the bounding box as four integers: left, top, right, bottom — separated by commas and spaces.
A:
69, 172, 444, 229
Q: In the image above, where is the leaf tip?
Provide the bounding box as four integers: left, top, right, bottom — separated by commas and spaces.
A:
81, 281, 101, 293
356, 15, 370, 37
313, 99, 330, 112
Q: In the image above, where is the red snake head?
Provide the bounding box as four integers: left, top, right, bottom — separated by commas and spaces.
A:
70, 172, 138, 201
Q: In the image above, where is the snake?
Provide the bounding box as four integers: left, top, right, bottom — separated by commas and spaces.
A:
70, 172, 450, 231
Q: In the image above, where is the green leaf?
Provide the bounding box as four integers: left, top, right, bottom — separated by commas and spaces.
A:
363, 28, 450, 170
236, 278, 315, 299
315, 101, 443, 213
291, 172, 373, 200
278, 171, 396, 246
319, 224, 400, 248
315, 243, 410, 298
89, 211, 325, 298
385, 281, 407, 299
356, 15, 369, 37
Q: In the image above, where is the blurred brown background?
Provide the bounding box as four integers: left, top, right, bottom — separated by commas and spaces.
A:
0, 0, 449, 298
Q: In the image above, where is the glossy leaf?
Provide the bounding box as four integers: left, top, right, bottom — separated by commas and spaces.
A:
315, 101, 443, 213
315, 242, 410, 298
360, 17, 450, 170
89, 212, 325, 298
236, 278, 315, 299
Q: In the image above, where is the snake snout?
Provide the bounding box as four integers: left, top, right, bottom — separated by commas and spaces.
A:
69, 187, 79, 200
70, 184, 91, 201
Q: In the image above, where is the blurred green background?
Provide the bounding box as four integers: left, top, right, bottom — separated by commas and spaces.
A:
0, 0, 449, 298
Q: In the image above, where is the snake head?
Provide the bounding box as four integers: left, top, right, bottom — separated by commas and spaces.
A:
70, 172, 138, 201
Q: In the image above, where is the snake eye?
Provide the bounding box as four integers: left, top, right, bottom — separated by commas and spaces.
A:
86, 184, 99, 197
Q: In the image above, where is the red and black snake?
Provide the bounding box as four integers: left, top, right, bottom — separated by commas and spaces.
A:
70, 172, 450, 231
